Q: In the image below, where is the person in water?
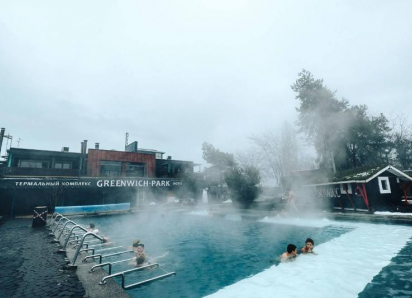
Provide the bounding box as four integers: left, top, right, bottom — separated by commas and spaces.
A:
87, 222, 99, 234
286, 189, 299, 214
130, 240, 149, 267
280, 244, 298, 262
301, 238, 315, 253
87, 222, 112, 244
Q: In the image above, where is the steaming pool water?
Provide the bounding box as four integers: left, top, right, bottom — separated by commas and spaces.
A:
74, 211, 412, 298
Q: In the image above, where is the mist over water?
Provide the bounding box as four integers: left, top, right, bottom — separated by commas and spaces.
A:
73, 210, 351, 298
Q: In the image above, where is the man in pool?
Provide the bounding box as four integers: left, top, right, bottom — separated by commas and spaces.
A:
87, 222, 99, 234
87, 222, 112, 244
280, 244, 298, 262
301, 238, 315, 253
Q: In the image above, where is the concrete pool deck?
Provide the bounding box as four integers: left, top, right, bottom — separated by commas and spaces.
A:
0, 216, 130, 298
0, 217, 86, 297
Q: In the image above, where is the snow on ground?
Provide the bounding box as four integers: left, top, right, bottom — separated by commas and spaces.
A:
206, 219, 412, 298
260, 215, 332, 228
374, 211, 412, 216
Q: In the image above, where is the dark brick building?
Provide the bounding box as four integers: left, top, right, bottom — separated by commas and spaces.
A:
87, 148, 158, 177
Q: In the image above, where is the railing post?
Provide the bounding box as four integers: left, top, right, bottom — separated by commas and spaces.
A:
70, 232, 103, 268
48, 213, 60, 226
57, 220, 76, 240
53, 216, 68, 233
60, 225, 89, 252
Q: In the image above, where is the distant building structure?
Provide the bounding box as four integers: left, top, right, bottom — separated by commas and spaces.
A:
87, 148, 158, 177
287, 165, 412, 213
2, 148, 83, 177
156, 156, 195, 178
0, 133, 200, 215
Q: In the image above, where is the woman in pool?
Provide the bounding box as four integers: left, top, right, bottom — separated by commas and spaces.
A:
301, 238, 315, 253
130, 240, 149, 267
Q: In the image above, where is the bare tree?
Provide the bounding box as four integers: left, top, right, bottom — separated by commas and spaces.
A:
389, 113, 412, 169
249, 122, 310, 186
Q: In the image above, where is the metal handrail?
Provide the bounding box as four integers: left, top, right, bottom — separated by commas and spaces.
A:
51, 213, 62, 224
70, 232, 103, 267
68, 238, 82, 245
72, 240, 101, 249
90, 257, 135, 274
62, 225, 89, 250
57, 220, 76, 240
48, 214, 64, 235
53, 216, 69, 233
79, 248, 95, 255
87, 242, 113, 249
82, 250, 134, 264
99, 264, 176, 289
52, 215, 66, 230
49, 213, 62, 226
95, 246, 123, 252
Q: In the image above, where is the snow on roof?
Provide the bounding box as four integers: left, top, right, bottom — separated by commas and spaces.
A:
303, 165, 412, 187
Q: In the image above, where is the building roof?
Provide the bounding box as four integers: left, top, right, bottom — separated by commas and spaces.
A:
156, 159, 194, 164
8, 147, 82, 157
303, 165, 412, 187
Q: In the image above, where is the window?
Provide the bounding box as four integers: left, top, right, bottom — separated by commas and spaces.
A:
126, 162, 146, 177
155, 152, 163, 159
19, 160, 49, 168
340, 183, 352, 194
378, 177, 391, 194
100, 161, 122, 177
55, 162, 72, 169
174, 166, 182, 174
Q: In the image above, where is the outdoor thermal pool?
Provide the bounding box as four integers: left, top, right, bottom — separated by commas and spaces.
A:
74, 211, 412, 298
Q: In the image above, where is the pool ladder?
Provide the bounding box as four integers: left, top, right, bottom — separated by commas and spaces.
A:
48, 212, 176, 288
99, 263, 176, 289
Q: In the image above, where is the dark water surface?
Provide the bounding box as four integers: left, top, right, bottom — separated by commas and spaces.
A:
358, 238, 412, 298
76, 211, 351, 298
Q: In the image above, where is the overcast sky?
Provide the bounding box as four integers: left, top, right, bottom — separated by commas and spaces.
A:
1, 0, 411, 166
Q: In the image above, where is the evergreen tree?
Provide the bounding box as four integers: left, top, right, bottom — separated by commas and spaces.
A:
292, 70, 393, 171
291, 69, 348, 170
224, 165, 261, 209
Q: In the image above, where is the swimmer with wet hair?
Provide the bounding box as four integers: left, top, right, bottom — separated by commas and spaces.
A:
87, 222, 99, 234
301, 238, 314, 253
86, 223, 114, 245
129, 239, 141, 253
280, 244, 298, 262
130, 241, 149, 267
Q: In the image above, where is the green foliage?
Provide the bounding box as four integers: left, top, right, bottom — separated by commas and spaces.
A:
394, 132, 412, 169
292, 69, 349, 169
224, 165, 261, 209
341, 106, 392, 169
292, 69, 393, 171
202, 142, 236, 184
202, 142, 235, 169
202, 142, 261, 208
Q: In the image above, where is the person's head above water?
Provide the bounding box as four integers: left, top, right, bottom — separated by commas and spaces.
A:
305, 238, 314, 246
135, 243, 145, 255
303, 238, 314, 252
89, 222, 95, 229
287, 244, 297, 254
132, 239, 141, 247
